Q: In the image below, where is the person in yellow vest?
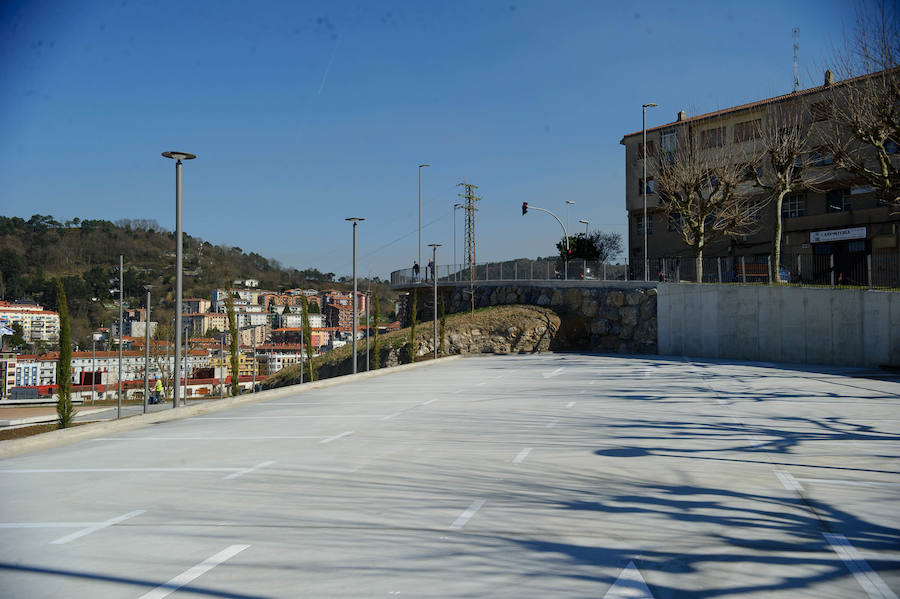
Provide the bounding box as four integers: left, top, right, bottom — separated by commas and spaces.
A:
150, 378, 163, 404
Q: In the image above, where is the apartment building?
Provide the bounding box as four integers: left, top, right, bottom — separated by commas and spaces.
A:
0, 301, 60, 344
620, 70, 899, 283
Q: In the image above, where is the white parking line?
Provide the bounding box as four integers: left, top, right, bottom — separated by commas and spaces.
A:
51, 510, 145, 545
422, 399, 438, 405
824, 533, 899, 599
450, 500, 485, 530
797, 478, 900, 488
512, 448, 532, 464
139, 544, 250, 599
0, 468, 241, 474
92, 436, 323, 441
382, 411, 404, 421
320, 431, 354, 444
567, 401, 576, 408
775, 470, 804, 491
0, 521, 100, 528
546, 419, 558, 429
223, 461, 276, 480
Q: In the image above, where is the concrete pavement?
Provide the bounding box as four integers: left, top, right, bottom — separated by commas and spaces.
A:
0, 353, 897, 598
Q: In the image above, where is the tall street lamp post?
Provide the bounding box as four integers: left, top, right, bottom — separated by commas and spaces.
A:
346, 217, 365, 374
427, 244, 441, 360
418, 164, 430, 270
641, 103, 657, 281
565, 200, 575, 235
162, 151, 196, 408
117, 254, 123, 419
579, 219, 590, 235
143, 285, 152, 414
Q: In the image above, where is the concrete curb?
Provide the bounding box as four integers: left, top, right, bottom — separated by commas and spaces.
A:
0, 354, 463, 460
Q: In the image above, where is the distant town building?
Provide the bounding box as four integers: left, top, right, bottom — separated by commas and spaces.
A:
0, 301, 60, 344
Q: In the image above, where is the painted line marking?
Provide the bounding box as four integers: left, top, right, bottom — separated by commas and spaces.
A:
546, 419, 558, 429
449, 500, 485, 530
223, 461, 276, 481
603, 560, 655, 598
422, 398, 438, 405
567, 401, 576, 408
579, 390, 586, 395
475, 382, 487, 387
139, 544, 250, 599
824, 533, 899, 599
590, 380, 596, 385
512, 448, 532, 464
320, 431, 354, 444
51, 510, 145, 545
0, 521, 101, 529
775, 470, 804, 491
93, 436, 323, 441
0, 468, 241, 474
198, 415, 384, 420
542, 367, 564, 378
716, 398, 727, 405
797, 478, 900, 488
382, 411, 404, 421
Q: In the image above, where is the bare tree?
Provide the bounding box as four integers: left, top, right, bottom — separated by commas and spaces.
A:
823, 1, 900, 210
751, 103, 824, 281
652, 138, 765, 282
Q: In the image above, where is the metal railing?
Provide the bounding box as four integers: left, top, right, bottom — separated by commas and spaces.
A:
391, 253, 900, 290
630, 253, 900, 289
391, 260, 630, 287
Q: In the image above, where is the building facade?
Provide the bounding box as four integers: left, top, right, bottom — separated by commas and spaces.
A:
0, 302, 60, 344
620, 71, 900, 284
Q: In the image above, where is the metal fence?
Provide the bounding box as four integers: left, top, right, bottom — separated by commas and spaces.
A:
630, 253, 900, 289
391, 253, 900, 290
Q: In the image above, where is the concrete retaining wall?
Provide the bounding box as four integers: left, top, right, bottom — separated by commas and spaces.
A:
657, 283, 900, 367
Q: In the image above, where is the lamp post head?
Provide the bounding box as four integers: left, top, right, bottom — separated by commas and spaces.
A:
419, 163, 430, 168
345, 217, 365, 223
143, 285, 153, 292
566, 200, 575, 205
642, 103, 658, 109
579, 219, 589, 224
427, 243, 442, 248
162, 151, 197, 161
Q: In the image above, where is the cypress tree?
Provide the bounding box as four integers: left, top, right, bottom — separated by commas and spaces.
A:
225, 285, 240, 397
55, 278, 76, 427
301, 296, 316, 382
371, 290, 381, 369
439, 290, 446, 356
408, 288, 417, 364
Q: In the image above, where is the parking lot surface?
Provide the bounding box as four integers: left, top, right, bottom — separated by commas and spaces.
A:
0, 353, 898, 598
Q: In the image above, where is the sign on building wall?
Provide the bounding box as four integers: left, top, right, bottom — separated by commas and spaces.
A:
810, 226, 866, 244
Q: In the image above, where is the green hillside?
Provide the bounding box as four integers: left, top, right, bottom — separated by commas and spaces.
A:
0, 214, 395, 349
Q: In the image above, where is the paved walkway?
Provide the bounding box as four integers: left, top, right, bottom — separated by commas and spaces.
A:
0, 354, 897, 598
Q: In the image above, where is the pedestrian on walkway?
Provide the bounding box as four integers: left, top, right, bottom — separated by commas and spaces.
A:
413, 261, 420, 281
427, 258, 434, 281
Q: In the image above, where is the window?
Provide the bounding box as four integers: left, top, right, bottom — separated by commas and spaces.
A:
638, 140, 655, 159
886, 140, 899, 155
733, 119, 761, 143
635, 215, 653, 235
700, 126, 726, 148
810, 101, 832, 122
782, 193, 805, 218
668, 212, 682, 232
826, 188, 851, 212
639, 177, 655, 194
811, 147, 834, 167
660, 128, 677, 152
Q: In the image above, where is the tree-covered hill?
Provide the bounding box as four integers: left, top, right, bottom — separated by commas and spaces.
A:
0, 214, 395, 348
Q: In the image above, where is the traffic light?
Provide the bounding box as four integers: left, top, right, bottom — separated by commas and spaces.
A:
522, 202, 528, 215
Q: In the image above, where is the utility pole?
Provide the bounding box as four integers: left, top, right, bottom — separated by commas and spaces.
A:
457, 182, 481, 314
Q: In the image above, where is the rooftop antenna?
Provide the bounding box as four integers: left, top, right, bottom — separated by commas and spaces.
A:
793, 27, 800, 92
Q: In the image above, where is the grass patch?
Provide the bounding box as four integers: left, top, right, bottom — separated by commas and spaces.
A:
0, 421, 90, 442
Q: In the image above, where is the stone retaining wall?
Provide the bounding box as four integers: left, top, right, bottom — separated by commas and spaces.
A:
405, 282, 658, 354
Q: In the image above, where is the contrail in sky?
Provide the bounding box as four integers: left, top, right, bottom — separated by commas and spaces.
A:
317, 50, 336, 95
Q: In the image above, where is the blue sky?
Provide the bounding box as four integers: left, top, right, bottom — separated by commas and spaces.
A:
1, 0, 854, 279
